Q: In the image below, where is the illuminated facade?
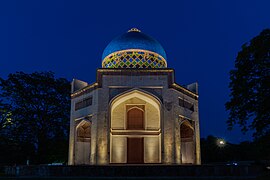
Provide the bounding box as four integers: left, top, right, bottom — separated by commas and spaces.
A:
68, 28, 201, 165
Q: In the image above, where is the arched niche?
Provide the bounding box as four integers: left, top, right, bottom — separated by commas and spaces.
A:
75, 120, 91, 164
77, 120, 91, 142
110, 89, 161, 130
109, 90, 161, 164
180, 120, 194, 164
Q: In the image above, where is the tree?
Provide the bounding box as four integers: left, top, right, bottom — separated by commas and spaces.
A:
200, 136, 237, 163
0, 100, 19, 165
0, 71, 70, 164
226, 29, 270, 137
200, 136, 263, 164
0, 100, 12, 133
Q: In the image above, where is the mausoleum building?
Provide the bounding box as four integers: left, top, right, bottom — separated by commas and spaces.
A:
68, 28, 201, 165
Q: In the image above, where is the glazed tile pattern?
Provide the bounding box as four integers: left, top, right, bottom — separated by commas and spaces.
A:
102, 49, 167, 68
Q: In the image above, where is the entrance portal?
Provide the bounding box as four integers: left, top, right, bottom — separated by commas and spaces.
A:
127, 137, 144, 163
110, 90, 161, 164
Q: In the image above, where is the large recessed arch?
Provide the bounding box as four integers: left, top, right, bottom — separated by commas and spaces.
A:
109, 89, 162, 163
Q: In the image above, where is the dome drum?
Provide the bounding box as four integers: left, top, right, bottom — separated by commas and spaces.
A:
102, 49, 167, 68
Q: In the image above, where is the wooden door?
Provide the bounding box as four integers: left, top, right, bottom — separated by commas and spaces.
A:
127, 138, 144, 163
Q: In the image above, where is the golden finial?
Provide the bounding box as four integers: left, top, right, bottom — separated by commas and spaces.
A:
128, 28, 141, 32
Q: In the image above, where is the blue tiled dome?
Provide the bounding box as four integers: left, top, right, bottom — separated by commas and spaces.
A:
102, 28, 167, 60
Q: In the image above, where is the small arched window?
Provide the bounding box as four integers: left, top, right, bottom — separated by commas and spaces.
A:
127, 107, 144, 130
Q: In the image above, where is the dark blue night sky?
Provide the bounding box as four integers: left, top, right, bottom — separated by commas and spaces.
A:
1, 0, 269, 143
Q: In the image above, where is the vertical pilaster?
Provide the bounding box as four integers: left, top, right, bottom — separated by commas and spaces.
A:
68, 101, 75, 165
192, 101, 201, 165
90, 114, 97, 164
163, 104, 174, 164
174, 117, 181, 164
195, 113, 201, 164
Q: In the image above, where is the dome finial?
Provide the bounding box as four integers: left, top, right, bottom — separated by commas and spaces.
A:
128, 28, 141, 32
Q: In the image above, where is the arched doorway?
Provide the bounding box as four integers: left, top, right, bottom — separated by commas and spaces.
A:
110, 90, 161, 164
75, 120, 91, 164
180, 121, 194, 164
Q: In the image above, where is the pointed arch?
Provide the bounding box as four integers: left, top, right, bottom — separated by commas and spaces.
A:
109, 89, 161, 163
75, 119, 91, 165
110, 89, 161, 114
127, 107, 144, 130
76, 120, 91, 142
180, 120, 194, 164
180, 120, 194, 139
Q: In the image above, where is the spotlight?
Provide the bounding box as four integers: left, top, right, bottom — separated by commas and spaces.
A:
217, 138, 226, 147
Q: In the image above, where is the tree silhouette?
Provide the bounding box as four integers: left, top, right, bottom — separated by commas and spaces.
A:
226, 29, 270, 137
0, 71, 70, 164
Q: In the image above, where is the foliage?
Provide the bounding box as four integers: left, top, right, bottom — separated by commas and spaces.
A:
0, 71, 70, 164
226, 29, 270, 137
200, 135, 270, 164
201, 135, 238, 163
0, 100, 12, 132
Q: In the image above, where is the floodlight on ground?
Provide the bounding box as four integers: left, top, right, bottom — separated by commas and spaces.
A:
217, 138, 226, 147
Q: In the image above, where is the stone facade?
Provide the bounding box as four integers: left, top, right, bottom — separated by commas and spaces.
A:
68, 69, 200, 165
68, 29, 201, 165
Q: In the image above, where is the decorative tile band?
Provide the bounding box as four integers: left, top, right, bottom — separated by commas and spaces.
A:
102, 49, 167, 68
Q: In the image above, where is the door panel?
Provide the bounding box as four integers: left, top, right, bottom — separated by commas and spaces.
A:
127, 137, 144, 163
